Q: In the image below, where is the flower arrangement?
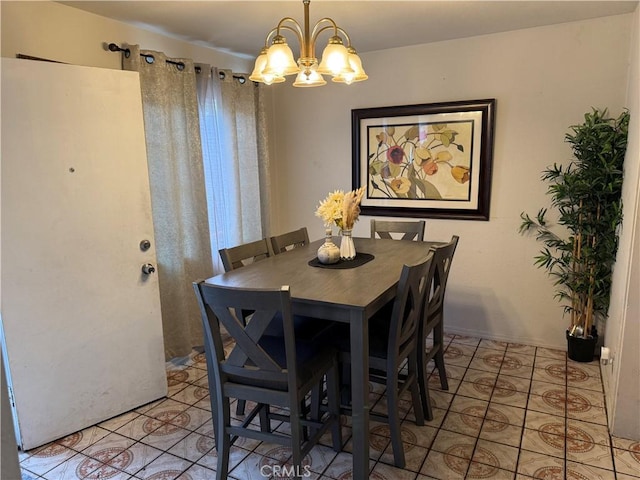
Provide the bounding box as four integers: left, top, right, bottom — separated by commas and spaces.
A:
315, 186, 366, 231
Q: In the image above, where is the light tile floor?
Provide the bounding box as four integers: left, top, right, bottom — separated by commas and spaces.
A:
17, 334, 640, 479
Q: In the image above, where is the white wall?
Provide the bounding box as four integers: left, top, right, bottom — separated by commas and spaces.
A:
270, 14, 634, 349
604, 6, 640, 440
0, 1, 252, 72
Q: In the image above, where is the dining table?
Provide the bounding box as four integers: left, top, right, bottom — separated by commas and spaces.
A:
204, 236, 440, 480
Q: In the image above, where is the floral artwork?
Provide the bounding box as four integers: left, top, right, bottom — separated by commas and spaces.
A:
367, 121, 473, 201
352, 100, 496, 220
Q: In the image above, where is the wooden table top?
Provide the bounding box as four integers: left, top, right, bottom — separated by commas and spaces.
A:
205, 237, 438, 322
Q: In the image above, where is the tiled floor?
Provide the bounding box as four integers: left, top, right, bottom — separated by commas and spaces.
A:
18, 334, 640, 480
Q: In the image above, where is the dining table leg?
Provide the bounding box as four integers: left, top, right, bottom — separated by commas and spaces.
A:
349, 310, 369, 480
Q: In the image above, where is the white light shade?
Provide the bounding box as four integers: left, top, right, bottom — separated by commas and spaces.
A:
249, 48, 286, 84
249, 49, 268, 82
317, 38, 353, 76
293, 67, 327, 87
332, 50, 368, 84
262, 73, 286, 85
263, 41, 299, 77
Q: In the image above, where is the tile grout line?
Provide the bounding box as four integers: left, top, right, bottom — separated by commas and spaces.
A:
414, 333, 461, 477
464, 341, 522, 478
449, 336, 488, 478
512, 344, 537, 479
599, 361, 620, 480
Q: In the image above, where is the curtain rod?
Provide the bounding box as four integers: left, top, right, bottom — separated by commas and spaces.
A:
107, 43, 249, 83
107, 42, 186, 70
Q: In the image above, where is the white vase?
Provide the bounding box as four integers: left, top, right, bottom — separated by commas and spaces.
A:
340, 229, 356, 260
317, 227, 340, 264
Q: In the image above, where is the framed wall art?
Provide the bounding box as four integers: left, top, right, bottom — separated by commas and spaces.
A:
352, 99, 496, 220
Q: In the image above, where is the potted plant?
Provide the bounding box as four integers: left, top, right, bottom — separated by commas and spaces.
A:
519, 108, 630, 362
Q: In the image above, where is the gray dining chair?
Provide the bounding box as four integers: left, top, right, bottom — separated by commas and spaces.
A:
219, 235, 331, 416
417, 235, 459, 419
218, 238, 272, 272
271, 227, 310, 254
326, 253, 433, 468
370, 219, 426, 241
193, 282, 342, 480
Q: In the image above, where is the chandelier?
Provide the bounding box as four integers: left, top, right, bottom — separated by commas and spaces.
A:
249, 0, 368, 87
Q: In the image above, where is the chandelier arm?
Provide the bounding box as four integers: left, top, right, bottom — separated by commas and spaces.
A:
262, 27, 278, 48
309, 22, 343, 61
274, 17, 304, 47
310, 18, 340, 44
336, 27, 353, 48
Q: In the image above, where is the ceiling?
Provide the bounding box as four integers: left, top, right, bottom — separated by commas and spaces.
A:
60, 1, 638, 59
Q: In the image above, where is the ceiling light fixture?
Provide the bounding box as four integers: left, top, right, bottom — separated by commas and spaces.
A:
249, 0, 367, 87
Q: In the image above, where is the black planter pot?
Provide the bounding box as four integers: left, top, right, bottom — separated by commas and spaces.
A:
566, 330, 598, 362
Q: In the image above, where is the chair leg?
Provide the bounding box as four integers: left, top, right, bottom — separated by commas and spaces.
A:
216, 397, 231, 480
301, 398, 311, 441
310, 384, 321, 421
326, 364, 343, 452
290, 403, 304, 480
236, 399, 247, 416
259, 404, 271, 433
418, 367, 434, 422
408, 354, 425, 426
386, 375, 406, 468
416, 340, 431, 422
434, 320, 449, 390
417, 346, 435, 421
410, 381, 425, 426
435, 349, 449, 390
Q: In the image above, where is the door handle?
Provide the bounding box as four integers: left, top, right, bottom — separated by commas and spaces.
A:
141, 263, 156, 275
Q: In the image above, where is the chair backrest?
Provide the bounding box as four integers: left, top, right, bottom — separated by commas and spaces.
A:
426, 235, 459, 318
270, 227, 310, 254
387, 253, 434, 368
193, 282, 298, 390
218, 238, 272, 272
371, 219, 426, 241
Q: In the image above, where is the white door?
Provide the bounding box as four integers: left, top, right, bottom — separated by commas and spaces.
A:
0, 58, 167, 450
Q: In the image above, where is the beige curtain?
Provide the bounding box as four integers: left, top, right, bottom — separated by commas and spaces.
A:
195, 66, 272, 274
124, 46, 213, 360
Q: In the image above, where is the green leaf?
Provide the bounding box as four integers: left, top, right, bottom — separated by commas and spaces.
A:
369, 158, 385, 176
388, 163, 402, 178
403, 125, 419, 140
440, 132, 453, 147
413, 178, 442, 199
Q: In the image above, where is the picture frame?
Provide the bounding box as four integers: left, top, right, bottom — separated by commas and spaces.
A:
352, 99, 496, 220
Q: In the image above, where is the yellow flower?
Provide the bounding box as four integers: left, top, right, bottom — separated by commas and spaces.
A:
315, 190, 344, 226
389, 177, 411, 194
375, 131, 388, 145
451, 166, 470, 183
414, 147, 432, 166
435, 151, 453, 163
